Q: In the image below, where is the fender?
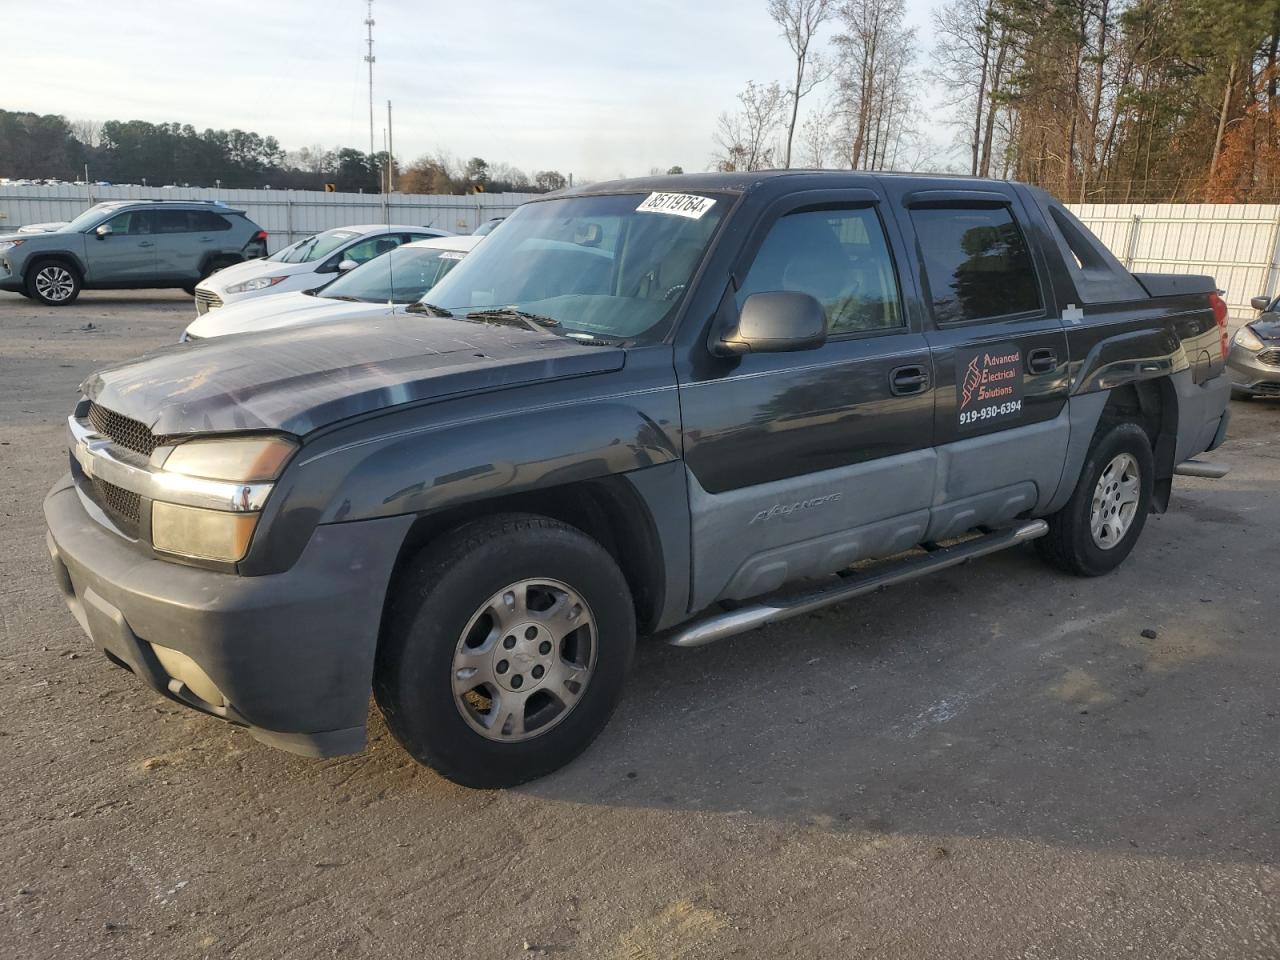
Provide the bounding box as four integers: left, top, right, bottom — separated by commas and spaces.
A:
1069, 325, 1190, 395
240, 354, 683, 576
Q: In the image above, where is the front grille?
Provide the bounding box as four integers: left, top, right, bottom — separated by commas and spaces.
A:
1257, 349, 1280, 366
88, 402, 158, 457
194, 288, 222, 315
90, 476, 141, 536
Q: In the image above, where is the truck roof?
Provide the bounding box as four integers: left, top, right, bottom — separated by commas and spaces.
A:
563, 169, 1019, 198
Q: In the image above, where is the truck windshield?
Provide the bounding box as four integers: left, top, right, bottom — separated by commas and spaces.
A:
422, 192, 728, 341
269, 229, 360, 264
318, 244, 467, 304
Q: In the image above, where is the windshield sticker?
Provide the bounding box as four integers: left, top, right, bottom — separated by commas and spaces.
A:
956, 344, 1023, 430
436, 250, 466, 260
636, 193, 716, 219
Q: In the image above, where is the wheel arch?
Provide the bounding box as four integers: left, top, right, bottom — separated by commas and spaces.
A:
25, 250, 86, 281
1098, 377, 1178, 512
381, 474, 673, 639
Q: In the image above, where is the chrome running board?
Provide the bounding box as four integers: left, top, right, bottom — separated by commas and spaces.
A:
1173, 460, 1229, 479
667, 520, 1049, 648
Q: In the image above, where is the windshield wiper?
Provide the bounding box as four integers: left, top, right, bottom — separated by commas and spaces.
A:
463, 308, 561, 333
406, 300, 455, 317
325, 294, 364, 302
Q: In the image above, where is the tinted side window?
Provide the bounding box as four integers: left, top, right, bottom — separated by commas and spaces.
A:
191, 211, 232, 232
910, 204, 1041, 323
736, 207, 903, 335
343, 234, 403, 265
103, 211, 153, 235
154, 210, 192, 234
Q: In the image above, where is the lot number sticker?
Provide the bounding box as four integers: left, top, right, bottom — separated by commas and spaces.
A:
956, 344, 1023, 429
636, 192, 716, 219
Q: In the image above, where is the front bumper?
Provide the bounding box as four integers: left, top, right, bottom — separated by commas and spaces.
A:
1226, 344, 1280, 396
44, 473, 413, 757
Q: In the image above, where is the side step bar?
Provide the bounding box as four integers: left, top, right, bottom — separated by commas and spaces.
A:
668, 520, 1048, 648
1173, 460, 1229, 479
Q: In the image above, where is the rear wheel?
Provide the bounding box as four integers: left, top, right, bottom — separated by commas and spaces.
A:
375, 514, 636, 788
26, 260, 81, 305
1036, 421, 1154, 576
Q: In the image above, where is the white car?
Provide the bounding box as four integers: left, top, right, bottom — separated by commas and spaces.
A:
181, 234, 482, 341
193, 224, 450, 315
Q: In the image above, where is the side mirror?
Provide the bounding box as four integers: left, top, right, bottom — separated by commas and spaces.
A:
714, 291, 827, 356
337, 259, 358, 273
94, 224, 112, 239
1251, 295, 1272, 313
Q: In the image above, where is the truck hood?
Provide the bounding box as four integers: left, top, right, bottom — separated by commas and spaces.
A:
185, 291, 400, 339
83, 315, 625, 438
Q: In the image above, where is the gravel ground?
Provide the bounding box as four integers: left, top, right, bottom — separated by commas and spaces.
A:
2, 290, 1278, 960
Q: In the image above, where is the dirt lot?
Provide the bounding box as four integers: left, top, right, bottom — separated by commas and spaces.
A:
2, 290, 1278, 960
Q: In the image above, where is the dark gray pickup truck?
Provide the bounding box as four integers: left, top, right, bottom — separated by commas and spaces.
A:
44, 172, 1232, 787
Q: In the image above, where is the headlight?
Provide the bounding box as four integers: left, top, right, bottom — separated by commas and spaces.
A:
1234, 326, 1264, 351
157, 435, 297, 480
225, 276, 286, 294
149, 435, 297, 562
0, 239, 25, 252
152, 502, 260, 562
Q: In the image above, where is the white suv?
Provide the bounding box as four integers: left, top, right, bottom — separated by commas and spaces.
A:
193, 224, 449, 314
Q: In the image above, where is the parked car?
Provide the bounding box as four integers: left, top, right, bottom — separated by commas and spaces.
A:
181, 234, 483, 341
0, 200, 267, 305
193, 225, 451, 315
1227, 295, 1280, 398
45, 172, 1232, 789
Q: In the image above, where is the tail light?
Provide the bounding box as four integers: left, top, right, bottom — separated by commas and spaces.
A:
1208, 290, 1229, 359
244, 230, 268, 256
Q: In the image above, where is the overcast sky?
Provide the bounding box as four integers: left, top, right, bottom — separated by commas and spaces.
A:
8, 0, 948, 182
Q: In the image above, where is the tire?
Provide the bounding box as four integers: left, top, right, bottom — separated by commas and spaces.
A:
1036, 421, 1155, 577
375, 513, 636, 788
26, 259, 81, 305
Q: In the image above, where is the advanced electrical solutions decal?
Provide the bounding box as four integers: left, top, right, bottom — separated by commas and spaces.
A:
957, 344, 1023, 429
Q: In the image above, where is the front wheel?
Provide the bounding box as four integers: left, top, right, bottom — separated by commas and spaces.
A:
375, 514, 636, 788
26, 260, 81, 305
1036, 421, 1155, 577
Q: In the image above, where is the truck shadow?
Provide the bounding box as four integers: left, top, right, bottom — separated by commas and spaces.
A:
520, 541, 1280, 866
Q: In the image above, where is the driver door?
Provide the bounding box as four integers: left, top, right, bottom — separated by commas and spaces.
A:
676, 189, 937, 610
87, 210, 157, 282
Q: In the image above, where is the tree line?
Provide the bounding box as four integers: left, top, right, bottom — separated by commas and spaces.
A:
716, 0, 1280, 203
0, 109, 568, 195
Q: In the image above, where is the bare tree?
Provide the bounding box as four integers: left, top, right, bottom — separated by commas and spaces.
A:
712, 81, 787, 171
768, 0, 836, 167
70, 118, 102, 149
798, 98, 839, 167
832, 0, 917, 170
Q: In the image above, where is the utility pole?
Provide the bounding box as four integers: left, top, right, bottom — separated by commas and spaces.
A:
364, 0, 377, 193
386, 100, 395, 193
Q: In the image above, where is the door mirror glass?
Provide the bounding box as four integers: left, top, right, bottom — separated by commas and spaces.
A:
94, 223, 113, 239
715, 291, 827, 355
1252, 295, 1272, 313
337, 259, 359, 273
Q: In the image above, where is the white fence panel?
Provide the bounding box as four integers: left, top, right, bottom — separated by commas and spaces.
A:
0, 184, 541, 252
1069, 202, 1280, 321
3, 188, 1279, 320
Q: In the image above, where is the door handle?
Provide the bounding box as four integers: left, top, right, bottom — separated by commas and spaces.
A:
889, 364, 930, 396
137, 241, 155, 248
1027, 348, 1057, 374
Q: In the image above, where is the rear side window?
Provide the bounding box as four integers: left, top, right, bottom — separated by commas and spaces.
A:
737, 206, 904, 335
153, 210, 192, 234
190, 211, 232, 232
910, 205, 1041, 323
